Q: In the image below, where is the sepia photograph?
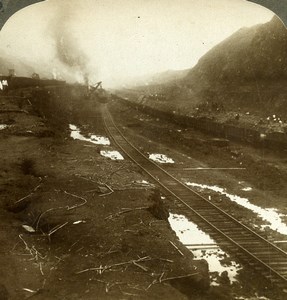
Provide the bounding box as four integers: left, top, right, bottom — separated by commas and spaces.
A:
0, 0, 287, 299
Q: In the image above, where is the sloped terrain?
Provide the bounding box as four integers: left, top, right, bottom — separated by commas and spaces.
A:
181, 16, 287, 128
185, 16, 287, 85
121, 16, 287, 136
0, 85, 213, 300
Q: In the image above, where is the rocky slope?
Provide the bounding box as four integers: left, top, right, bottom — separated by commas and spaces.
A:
184, 16, 287, 87
124, 16, 287, 133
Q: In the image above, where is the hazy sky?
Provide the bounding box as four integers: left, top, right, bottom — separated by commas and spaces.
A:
0, 0, 274, 87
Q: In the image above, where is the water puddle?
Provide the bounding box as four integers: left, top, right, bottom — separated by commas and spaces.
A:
89, 135, 110, 145
186, 182, 287, 236
241, 187, 252, 192
235, 296, 270, 300
133, 180, 153, 185
149, 153, 175, 164
0, 124, 8, 130
169, 213, 242, 285
69, 124, 110, 145
100, 150, 124, 160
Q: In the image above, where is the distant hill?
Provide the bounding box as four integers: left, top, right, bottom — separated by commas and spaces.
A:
184, 16, 287, 88
126, 69, 189, 88
124, 16, 287, 120
177, 16, 287, 117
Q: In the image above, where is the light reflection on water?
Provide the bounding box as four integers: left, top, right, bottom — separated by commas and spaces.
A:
186, 182, 287, 236
100, 150, 124, 160
69, 124, 124, 160
149, 153, 175, 164
69, 124, 110, 145
168, 213, 242, 285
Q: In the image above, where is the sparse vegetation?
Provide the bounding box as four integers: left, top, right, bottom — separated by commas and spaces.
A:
148, 189, 169, 220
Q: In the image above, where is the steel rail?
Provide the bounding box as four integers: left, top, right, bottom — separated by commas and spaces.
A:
103, 105, 287, 286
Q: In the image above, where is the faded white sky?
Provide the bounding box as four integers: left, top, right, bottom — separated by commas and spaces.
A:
0, 0, 274, 87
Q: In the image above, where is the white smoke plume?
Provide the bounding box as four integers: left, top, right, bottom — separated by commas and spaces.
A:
49, 1, 91, 84
0, 0, 274, 87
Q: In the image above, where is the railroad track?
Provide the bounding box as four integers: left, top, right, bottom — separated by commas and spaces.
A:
103, 106, 287, 289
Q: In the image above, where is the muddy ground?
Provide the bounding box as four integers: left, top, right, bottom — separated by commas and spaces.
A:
0, 86, 286, 300
109, 99, 287, 299
0, 86, 223, 300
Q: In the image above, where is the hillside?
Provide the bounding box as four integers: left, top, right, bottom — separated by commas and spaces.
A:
126, 69, 190, 88
185, 16, 287, 87
122, 16, 287, 134
178, 15, 287, 123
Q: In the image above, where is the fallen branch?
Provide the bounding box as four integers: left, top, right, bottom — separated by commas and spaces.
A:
68, 239, 81, 252
85, 188, 99, 193
105, 164, 128, 181
75, 256, 151, 275
160, 273, 199, 282
35, 207, 64, 231
183, 167, 246, 170
159, 272, 165, 283
45, 222, 69, 242
48, 222, 69, 236
34, 191, 86, 231
39, 262, 44, 276
64, 191, 88, 210
122, 292, 139, 297
114, 186, 150, 191
169, 241, 184, 257
77, 175, 98, 184
146, 272, 199, 290
133, 261, 149, 272
96, 246, 119, 258
19, 234, 46, 275
83, 144, 98, 148
156, 258, 174, 263
15, 181, 42, 204
99, 184, 114, 197
0, 109, 28, 114
105, 206, 148, 220
105, 281, 125, 293
19, 234, 44, 259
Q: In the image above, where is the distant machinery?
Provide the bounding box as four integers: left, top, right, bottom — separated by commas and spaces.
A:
88, 81, 109, 103
32, 73, 40, 80
8, 69, 15, 77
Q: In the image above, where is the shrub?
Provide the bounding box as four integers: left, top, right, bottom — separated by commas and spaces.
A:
20, 158, 37, 176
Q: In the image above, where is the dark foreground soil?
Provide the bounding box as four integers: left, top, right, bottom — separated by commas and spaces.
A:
109, 98, 287, 299
0, 86, 215, 300
1, 86, 286, 300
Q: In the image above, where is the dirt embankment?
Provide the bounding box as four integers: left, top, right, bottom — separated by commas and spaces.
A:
116, 16, 287, 148
108, 98, 287, 299
109, 98, 287, 237
0, 86, 219, 300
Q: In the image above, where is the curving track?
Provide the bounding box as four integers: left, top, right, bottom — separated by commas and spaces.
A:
103, 105, 287, 289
